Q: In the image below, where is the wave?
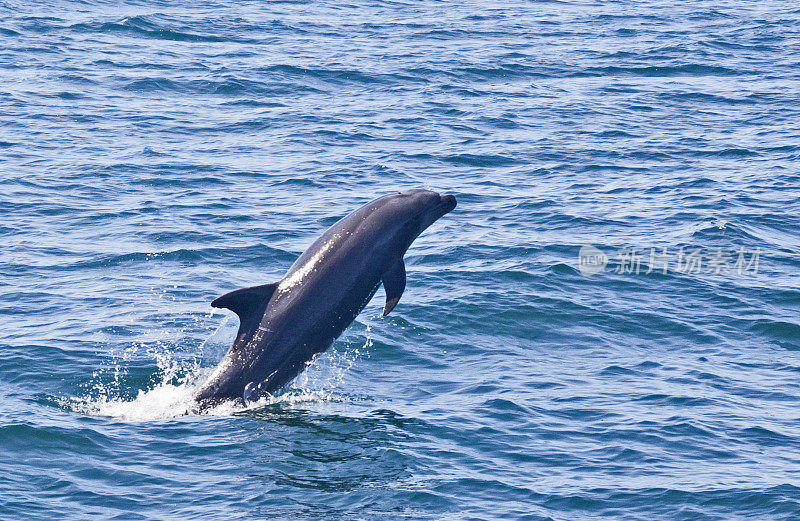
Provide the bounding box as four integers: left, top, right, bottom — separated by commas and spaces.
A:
70, 16, 234, 43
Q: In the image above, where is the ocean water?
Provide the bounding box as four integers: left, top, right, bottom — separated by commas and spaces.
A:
2, 0, 800, 519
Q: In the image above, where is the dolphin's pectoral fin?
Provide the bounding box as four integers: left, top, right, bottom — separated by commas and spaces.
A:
211, 283, 279, 333
381, 258, 406, 316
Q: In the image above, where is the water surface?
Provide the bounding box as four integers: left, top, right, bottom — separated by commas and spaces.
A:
2, 0, 800, 519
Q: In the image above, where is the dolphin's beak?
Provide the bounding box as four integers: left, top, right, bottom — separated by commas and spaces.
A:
437, 194, 457, 216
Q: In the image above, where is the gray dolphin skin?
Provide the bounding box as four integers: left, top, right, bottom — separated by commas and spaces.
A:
194, 189, 456, 409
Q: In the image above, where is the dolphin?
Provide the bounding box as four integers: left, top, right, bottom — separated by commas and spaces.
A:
194, 189, 456, 408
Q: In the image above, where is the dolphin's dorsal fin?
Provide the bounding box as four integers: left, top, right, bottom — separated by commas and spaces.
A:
381, 259, 406, 316
211, 283, 279, 335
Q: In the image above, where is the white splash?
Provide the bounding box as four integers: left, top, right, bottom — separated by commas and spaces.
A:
63, 376, 203, 422
60, 324, 372, 423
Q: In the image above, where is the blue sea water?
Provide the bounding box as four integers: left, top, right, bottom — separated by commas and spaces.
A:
2, 0, 800, 519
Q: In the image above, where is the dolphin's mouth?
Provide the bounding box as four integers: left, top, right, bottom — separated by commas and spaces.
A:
435, 194, 457, 217
412, 191, 457, 224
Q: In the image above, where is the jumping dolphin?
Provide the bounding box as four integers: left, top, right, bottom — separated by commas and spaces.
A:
194, 189, 457, 408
